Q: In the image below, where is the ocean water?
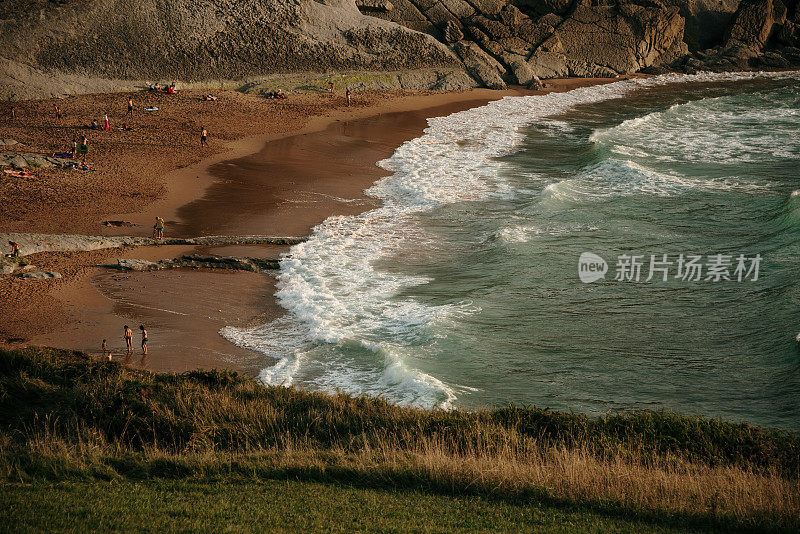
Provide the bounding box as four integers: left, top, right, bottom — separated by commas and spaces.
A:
223, 71, 800, 430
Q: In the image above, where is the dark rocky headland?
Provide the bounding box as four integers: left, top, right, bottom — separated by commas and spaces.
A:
1, 0, 798, 99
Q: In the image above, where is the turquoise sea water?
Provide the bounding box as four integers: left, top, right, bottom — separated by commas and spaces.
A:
225, 72, 800, 430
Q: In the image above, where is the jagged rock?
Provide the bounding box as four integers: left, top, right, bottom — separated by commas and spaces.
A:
20, 270, 61, 279
116, 259, 159, 271
444, 20, 464, 43
356, 0, 394, 13
774, 0, 788, 24
724, 0, 775, 50
0, 152, 81, 169
503, 53, 535, 85
527, 50, 570, 78
527, 74, 544, 90
663, 0, 741, 50
551, 4, 688, 74
440, 0, 475, 19
778, 21, 800, 46
453, 40, 507, 89
756, 50, 791, 66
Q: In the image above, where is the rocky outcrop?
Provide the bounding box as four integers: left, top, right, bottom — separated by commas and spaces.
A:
724, 0, 775, 49
2, 0, 799, 97
369, 0, 689, 85
666, 0, 800, 72
0, 0, 463, 99
0, 153, 75, 169
0, 233, 306, 258
104, 255, 280, 273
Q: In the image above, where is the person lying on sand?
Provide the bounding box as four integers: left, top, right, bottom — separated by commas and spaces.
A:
90, 119, 98, 130
202, 94, 218, 101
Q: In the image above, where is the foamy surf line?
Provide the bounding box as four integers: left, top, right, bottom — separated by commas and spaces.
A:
222, 70, 800, 409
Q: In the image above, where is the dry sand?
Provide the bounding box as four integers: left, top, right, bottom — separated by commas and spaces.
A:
0, 77, 633, 374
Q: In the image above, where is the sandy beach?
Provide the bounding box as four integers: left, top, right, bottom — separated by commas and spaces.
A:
0, 77, 631, 373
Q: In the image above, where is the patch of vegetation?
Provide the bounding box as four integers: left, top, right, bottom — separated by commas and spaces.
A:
1, 347, 798, 532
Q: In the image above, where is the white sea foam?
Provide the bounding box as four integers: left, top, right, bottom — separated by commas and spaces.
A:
222, 70, 800, 409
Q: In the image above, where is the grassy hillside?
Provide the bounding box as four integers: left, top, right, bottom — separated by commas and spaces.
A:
1, 347, 798, 532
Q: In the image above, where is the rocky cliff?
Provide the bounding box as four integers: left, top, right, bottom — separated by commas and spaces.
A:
1, 0, 799, 99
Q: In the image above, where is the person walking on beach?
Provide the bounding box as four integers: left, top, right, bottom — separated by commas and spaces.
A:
140, 325, 148, 355
124, 325, 133, 353
55, 105, 63, 121
200, 126, 208, 147
154, 216, 165, 239
127, 98, 133, 115
103, 114, 110, 131
346, 88, 351, 106
78, 136, 89, 163
328, 80, 334, 93
10, 106, 16, 121
102, 339, 110, 361
71, 136, 77, 159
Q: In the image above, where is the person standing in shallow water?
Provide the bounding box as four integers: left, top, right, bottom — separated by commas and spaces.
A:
124, 325, 133, 353
140, 325, 148, 355
200, 126, 208, 147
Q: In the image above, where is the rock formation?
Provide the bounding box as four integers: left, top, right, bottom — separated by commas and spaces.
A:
0, 0, 798, 98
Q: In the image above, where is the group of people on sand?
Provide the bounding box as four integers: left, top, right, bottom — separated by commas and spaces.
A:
102, 325, 148, 361
147, 82, 177, 94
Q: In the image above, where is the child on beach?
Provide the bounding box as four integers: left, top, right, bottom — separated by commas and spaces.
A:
124, 325, 133, 353
102, 339, 110, 361
140, 325, 148, 355
103, 114, 110, 131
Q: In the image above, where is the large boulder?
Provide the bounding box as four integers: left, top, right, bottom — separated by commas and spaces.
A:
453, 40, 507, 88
724, 0, 775, 49
551, 4, 688, 74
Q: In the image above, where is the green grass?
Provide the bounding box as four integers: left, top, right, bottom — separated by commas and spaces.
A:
1, 479, 706, 533
1, 347, 798, 532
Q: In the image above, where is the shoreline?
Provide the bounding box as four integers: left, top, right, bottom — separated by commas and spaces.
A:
1, 76, 634, 373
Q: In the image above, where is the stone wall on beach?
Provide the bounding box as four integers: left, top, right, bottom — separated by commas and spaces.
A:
1, 0, 799, 99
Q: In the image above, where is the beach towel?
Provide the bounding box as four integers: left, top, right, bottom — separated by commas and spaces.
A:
144, 107, 159, 112
3, 169, 34, 178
